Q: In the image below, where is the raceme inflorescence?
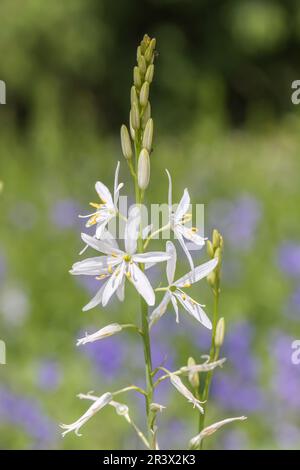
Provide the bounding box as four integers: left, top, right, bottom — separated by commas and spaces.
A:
61, 34, 247, 450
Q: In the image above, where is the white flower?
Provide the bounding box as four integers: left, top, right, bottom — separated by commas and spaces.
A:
150, 241, 218, 328
71, 209, 170, 309
166, 169, 205, 270
76, 323, 123, 346
79, 161, 123, 240
180, 358, 226, 374
169, 374, 204, 413
189, 416, 247, 448
60, 392, 112, 437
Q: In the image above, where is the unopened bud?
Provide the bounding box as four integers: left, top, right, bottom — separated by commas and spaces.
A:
131, 86, 138, 106
150, 403, 166, 413
207, 271, 216, 288
142, 118, 153, 152
140, 81, 149, 107
136, 45, 142, 62
214, 247, 222, 267
138, 148, 150, 190
129, 111, 135, 140
120, 125, 132, 160
145, 64, 154, 83
142, 102, 151, 128
212, 229, 220, 249
215, 317, 225, 348
131, 102, 140, 130
141, 34, 151, 53
206, 240, 214, 258
138, 55, 146, 75
187, 357, 199, 389
133, 66, 142, 88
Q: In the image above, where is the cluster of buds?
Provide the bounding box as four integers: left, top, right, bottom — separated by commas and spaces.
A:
206, 229, 223, 294
120, 34, 156, 191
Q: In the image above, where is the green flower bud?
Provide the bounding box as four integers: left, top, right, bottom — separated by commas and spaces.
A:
142, 118, 153, 152
138, 55, 147, 75
131, 86, 138, 106
212, 229, 220, 249
136, 45, 142, 62
215, 317, 225, 348
214, 247, 222, 267
140, 81, 149, 107
138, 148, 150, 190
133, 66, 142, 88
141, 34, 151, 53
187, 357, 199, 389
206, 240, 214, 258
129, 111, 135, 140
120, 125, 132, 160
145, 64, 154, 83
142, 102, 151, 128
207, 271, 216, 288
131, 102, 140, 130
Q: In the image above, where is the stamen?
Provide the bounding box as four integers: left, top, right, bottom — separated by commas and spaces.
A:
89, 202, 102, 209
123, 254, 131, 262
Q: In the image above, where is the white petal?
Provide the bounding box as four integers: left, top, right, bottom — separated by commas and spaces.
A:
129, 263, 155, 306
60, 392, 112, 437
71, 256, 114, 274
169, 374, 204, 413
176, 224, 205, 246
142, 224, 153, 240
174, 292, 212, 329
116, 277, 125, 302
77, 323, 122, 345
81, 233, 123, 256
102, 263, 126, 306
149, 292, 171, 327
133, 251, 170, 264
176, 230, 194, 272
113, 161, 123, 205
95, 181, 114, 207
170, 294, 179, 323
166, 241, 177, 285
175, 258, 218, 287
165, 169, 172, 209
125, 206, 141, 255
189, 416, 247, 448
99, 229, 120, 250
82, 283, 106, 311
175, 188, 190, 221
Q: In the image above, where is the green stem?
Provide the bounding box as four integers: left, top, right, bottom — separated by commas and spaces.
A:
198, 287, 220, 449
134, 139, 156, 449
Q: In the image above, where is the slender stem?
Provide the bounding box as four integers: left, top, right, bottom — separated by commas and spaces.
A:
143, 223, 171, 250
198, 288, 220, 449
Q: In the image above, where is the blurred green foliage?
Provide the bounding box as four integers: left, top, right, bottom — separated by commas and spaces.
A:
1, 0, 300, 450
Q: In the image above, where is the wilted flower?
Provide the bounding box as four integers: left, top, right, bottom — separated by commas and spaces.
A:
189, 416, 247, 449
77, 323, 123, 346
169, 374, 204, 413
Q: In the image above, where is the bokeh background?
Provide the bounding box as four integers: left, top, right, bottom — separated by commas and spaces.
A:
1, 0, 300, 450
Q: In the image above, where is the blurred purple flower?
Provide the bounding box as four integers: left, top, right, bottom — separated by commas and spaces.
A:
275, 423, 300, 449
209, 195, 262, 251
0, 386, 57, 448
221, 429, 249, 450
50, 198, 82, 230
278, 242, 300, 278
270, 331, 300, 410
285, 286, 300, 320
212, 375, 265, 413
36, 359, 62, 391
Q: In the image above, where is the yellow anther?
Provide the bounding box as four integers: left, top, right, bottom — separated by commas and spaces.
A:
182, 294, 187, 301
126, 271, 131, 279
123, 254, 131, 262
108, 265, 113, 274
183, 282, 191, 288
89, 202, 102, 209
87, 215, 98, 226
191, 227, 198, 233
96, 274, 108, 280
111, 252, 118, 258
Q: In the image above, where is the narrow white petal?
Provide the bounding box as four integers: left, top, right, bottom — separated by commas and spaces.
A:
116, 277, 125, 302
99, 229, 120, 250
175, 188, 190, 221
95, 181, 114, 207
60, 392, 112, 437
102, 263, 126, 306
149, 292, 171, 327
142, 224, 153, 240
170, 294, 179, 323
166, 241, 177, 285
133, 251, 170, 264
165, 169, 172, 209
189, 416, 247, 448
129, 263, 155, 306
81, 233, 123, 256
176, 224, 205, 246
82, 283, 107, 311
169, 374, 204, 413
125, 207, 141, 255
175, 258, 218, 287
174, 292, 212, 329
176, 230, 194, 272
77, 324, 122, 345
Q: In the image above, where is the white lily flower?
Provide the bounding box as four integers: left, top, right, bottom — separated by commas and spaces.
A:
60, 392, 112, 437
166, 169, 205, 271
150, 241, 218, 328
79, 162, 123, 240
169, 374, 204, 413
189, 416, 247, 448
76, 323, 123, 346
71, 209, 170, 309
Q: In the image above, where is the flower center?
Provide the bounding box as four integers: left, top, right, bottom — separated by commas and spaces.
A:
169, 285, 177, 292
123, 254, 132, 262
